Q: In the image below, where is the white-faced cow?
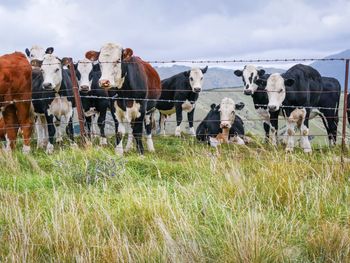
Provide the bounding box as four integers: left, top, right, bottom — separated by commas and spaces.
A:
32, 54, 75, 153
196, 97, 245, 146
256, 64, 323, 153
156, 66, 208, 136
74, 58, 118, 145
25, 45, 54, 68
85, 43, 161, 155
234, 65, 279, 145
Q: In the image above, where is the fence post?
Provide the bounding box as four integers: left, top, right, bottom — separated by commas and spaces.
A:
68, 58, 86, 141
341, 59, 349, 164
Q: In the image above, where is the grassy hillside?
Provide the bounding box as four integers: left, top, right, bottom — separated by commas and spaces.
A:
0, 137, 349, 262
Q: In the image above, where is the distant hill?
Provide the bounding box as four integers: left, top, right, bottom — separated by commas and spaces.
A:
310, 49, 350, 89
154, 65, 285, 90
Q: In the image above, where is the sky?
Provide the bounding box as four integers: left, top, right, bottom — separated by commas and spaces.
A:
0, 0, 349, 68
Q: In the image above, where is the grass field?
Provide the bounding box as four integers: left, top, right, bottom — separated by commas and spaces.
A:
0, 135, 349, 262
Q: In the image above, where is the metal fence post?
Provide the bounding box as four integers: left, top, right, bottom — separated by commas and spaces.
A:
341, 59, 349, 163
68, 58, 86, 140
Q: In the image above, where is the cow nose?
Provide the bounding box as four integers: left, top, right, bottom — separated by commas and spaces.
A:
80, 85, 89, 92
193, 88, 201, 93
244, 89, 252, 95
99, 79, 110, 88
220, 122, 231, 129
268, 105, 277, 112
43, 82, 53, 90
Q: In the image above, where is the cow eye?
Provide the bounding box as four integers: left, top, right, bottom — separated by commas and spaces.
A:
55, 68, 60, 73
200, 77, 203, 80
278, 89, 283, 93
190, 77, 194, 81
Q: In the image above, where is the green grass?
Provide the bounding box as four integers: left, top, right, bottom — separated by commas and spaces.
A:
0, 136, 349, 262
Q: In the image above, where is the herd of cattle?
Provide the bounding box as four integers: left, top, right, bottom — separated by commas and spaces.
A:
0, 43, 347, 155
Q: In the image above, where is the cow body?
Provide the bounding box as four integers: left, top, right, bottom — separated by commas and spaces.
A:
259, 64, 323, 152
32, 55, 75, 153
196, 98, 245, 146
156, 67, 208, 136
0, 52, 33, 153
85, 43, 161, 155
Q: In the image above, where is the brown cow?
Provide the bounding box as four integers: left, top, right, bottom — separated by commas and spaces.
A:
0, 52, 32, 153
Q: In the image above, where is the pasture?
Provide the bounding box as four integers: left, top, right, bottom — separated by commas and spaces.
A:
0, 135, 349, 262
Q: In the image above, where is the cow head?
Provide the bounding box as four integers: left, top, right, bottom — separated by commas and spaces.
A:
184, 66, 208, 93
234, 65, 265, 95
85, 43, 129, 89
41, 54, 67, 92
75, 58, 100, 93
256, 73, 294, 112
218, 97, 245, 129
25, 45, 54, 68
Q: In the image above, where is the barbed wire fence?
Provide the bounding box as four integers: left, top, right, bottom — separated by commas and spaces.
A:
0, 57, 349, 163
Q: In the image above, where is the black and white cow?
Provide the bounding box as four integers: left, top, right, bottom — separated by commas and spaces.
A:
156, 66, 208, 136
32, 54, 76, 153
25, 45, 54, 67
256, 64, 323, 153
196, 97, 245, 146
85, 43, 162, 155
234, 65, 279, 144
74, 58, 117, 145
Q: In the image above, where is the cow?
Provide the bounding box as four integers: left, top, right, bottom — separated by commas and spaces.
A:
74, 58, 117, 145
196, 97, 245, 146
32, 54, 75, 153
25, 45, 54, 68
85, 43, 162, 155
234, 65, 280, 145
256, 64, 323, 153
0, 52, 32, 153
156, 66, 208, 136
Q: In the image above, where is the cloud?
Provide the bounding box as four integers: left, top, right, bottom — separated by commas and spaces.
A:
0, 0, 349, 64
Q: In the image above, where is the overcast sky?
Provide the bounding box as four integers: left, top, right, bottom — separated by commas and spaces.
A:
0, 0, 349, 67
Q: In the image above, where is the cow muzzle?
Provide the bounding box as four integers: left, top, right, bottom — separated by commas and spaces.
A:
43, 82, 53, 90
99, 79, 111, 88
220, 122, 231, 129
79, 85, 90, 93
193, 87, 201, 93
268, 105, 278, 112
244, 89, 253, 95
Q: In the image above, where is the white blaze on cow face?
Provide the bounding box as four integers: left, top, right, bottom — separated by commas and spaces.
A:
242, 65, 260, 95
41, 54, 62, 92
265, 73, 287, 112
189, 68, 204, 93
77, 58, 93, 92
27, 45, 46, 62
219, 97, 236, 129
98, 43, 124, 89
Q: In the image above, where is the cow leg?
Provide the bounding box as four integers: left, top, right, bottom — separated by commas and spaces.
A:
187, 109, 195, 136
3, 105, 19, 151
113, 102, 125, 155
66, 116, 75, 143
85, 115, 92, 138
125, 122, 134, 152
263, 122, 270, 143
41, 115, 49, 148
270, 111, 279, 146
35, 115, 44, 149
286, 117, 296, 152
97, 110, 107, 146
144, 112, 155, 152
300, 110, 312, 153
15, 102, 33, 154
133, 113, 145, 155
45, 113, 55, 154
54, 117, 62, 143
320, 109, 338, 146
158, 113, 167, 136
175, 105, 183, 136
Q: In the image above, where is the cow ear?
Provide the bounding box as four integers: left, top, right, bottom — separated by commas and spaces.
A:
235, 102, 245, 110
210, 103, 216, 110
234, 70, 243, 77
284, 78, 294, 87
256, 78, 267, 87
85, 51, 100, 61
184, 71, 190, 77
258, 69, 265, 77
201, 66, 208, 74
45, 47, 54, 54
25, 48, 30, 57
122, 48, 133, 60
93, 63, 100, 72
61, 57, 71, 67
